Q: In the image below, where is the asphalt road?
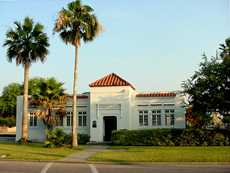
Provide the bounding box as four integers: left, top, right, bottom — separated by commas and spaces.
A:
0, 161, 229, 173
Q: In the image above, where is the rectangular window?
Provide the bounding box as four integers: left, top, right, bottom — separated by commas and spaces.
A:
170, 109, 175, 126
34, 116, 37, 126
58, 116, 63, 126
29, 115, 33, 126
139, 111, 143, 126
144, 111, 148, 126
78, 116, 82, 126
139, 111, 148, 126
165, 109, 175, 126
78, 111, 87, 127
152, 110, 161, 126
66, 111, 72, 126
29, 113, 37, 127
83, 112, 87, 126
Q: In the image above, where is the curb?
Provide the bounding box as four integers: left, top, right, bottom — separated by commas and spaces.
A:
0, 159, 230, 166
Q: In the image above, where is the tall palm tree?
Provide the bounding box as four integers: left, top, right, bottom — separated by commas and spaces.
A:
54, 0, 102, 147
3, 17, 49, 143
220, 38, 230, 64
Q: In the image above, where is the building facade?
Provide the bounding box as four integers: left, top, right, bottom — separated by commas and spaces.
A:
16, 73, 186, 142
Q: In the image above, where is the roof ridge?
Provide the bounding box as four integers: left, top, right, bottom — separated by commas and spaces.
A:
89, 73, 135, 90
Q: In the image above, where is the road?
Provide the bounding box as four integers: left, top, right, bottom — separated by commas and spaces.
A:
0, 134, 15, 142
0, 161, 229, 173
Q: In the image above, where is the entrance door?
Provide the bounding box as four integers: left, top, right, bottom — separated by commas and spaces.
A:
103, 116, 117, 141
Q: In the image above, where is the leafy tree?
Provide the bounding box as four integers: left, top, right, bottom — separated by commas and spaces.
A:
30, 78, 67, 130
183, 38, 230, 127
54, 0, 102, 147
3, 17, 49, 143
0, 83, 22, 117
219, 38, 230, 111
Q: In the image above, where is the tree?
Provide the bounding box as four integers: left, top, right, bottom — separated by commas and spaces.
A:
54, 0, 102, 147
0, 83, 22, 117
220, 38, 230, 64
3, 17, 49, 143
183, 38, 230, 127
219, 38, 230, 111
30, 78, 66, 131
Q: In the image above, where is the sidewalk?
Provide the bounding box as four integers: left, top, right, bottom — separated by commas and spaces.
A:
62, 145, 108, 162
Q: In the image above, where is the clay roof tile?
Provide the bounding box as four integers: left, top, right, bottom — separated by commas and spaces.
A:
89, 73, 135, 90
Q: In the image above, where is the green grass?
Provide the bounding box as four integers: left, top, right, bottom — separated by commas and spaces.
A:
89, 146, 230, 163
0, 142, 79, 160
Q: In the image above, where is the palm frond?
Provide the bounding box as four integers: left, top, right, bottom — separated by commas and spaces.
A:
54, 0, 102, 46
3, 17, 49, 66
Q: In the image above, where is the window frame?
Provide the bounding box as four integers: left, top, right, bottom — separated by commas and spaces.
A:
164, 109, 175, 126
139, 110, 149, 127
152, 109, 161, 126
29, 113, 38, 127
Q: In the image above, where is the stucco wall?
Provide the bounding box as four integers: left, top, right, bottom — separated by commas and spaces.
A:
89, 86, 132, 142
16, 95, 90, 142
16, 88, 186, 143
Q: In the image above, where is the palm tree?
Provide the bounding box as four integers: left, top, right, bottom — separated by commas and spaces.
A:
54, 0, 102, 147
3, 17, 49, 143
220, 38, 230, 64
30, 78, 67, 131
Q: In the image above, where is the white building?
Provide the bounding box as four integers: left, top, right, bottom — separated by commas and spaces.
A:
16, 73, 186, 142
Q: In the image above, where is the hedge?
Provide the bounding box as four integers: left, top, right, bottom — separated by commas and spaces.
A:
0, 117, 16, 127
112, 128, 230, 146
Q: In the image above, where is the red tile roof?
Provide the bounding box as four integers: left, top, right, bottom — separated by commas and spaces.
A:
136, 92, 176, 97
89, 73, 135, 90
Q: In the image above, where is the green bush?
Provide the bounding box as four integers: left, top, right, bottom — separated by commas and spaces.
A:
78, 134, 90, 144
112, 128, 230, 146
45, 128, 66, 147
0, 117, 16, 127
223, 116, 230, 124
44, 128, 90, 147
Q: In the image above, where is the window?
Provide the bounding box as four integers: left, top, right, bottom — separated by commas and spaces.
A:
152, 110, 161, 126
139, 110, 148, 126
29, 113, 37, 127
78, 111, 87, 127
58, 116, 63, 126
144, 111, 148, 126
165, 109, 175, 126
83, 112, 87, 126
66, 111, 72, 126
139, 111, 143, 126
170, 110, 175, 126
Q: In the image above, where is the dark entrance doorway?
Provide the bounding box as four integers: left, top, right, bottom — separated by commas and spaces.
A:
103, 116, 117, 141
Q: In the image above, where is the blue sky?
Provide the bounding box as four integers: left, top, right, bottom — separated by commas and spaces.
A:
0, 0, 229, 94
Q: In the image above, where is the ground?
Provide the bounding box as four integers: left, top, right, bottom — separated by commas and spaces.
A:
0, 143, 230, 173
0, 142, 79, 160
89, 146, 230, 163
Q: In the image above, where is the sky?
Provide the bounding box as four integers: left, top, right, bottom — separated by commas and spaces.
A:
0, 0, 229, 94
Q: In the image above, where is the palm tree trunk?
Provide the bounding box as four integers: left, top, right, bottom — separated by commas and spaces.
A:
72, 44, 79, 147
22, 63, 29, 142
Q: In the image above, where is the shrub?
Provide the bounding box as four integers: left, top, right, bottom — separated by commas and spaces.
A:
78, 134, 90, 144
112, 128, 230, 146
44, 128, 66, 147
0, 117, 16, 127
44, 128, 90, 147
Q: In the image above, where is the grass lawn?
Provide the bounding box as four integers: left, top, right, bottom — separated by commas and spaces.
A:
0, 142, 79, 160
89, 146, 230, 163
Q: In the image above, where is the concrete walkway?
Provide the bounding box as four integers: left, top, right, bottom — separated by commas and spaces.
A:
63, 145, 108, 162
